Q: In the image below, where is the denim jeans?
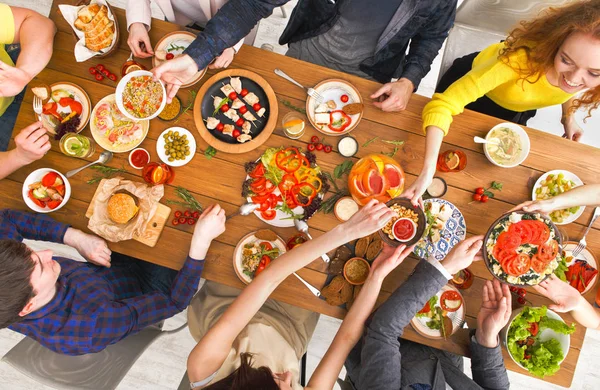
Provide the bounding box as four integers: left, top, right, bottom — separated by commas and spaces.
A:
0, 44, 24, 151
109, 251, 178, 296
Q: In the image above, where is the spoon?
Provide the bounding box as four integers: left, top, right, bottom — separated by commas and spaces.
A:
293, 272, 321, 297
66, 151, 113, 178
473, 136, 499, 145
294, 219, 331, 263
226, 202, 260, 220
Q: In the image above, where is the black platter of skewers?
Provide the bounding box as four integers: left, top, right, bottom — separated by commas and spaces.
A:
201, 77, 270, 144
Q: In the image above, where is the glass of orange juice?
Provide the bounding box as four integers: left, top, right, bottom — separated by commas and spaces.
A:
282, 112, 305, 139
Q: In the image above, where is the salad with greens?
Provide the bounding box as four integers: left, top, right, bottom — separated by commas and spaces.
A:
507, 306, 576, 378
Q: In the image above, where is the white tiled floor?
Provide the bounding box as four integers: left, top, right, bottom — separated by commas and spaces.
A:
2, 1, 600, 389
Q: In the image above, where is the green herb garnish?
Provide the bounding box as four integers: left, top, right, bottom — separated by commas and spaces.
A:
333, 160, 354, 179
86, 165, 128, 184
362, 136, 379, 147
204, 146, 217, 159
381, 139, 405, 146
175, 90, 197, 123
281, 99, 307, 115
167, 43, 186, 52
381, 147, 399, 158
212, 97, 231, 116
276, 193, 305, 220
167, 187, 203, 211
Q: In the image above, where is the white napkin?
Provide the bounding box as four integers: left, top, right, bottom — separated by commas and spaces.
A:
58, 0, 117, 62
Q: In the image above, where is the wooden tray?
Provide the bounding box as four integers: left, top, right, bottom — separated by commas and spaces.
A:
85, 179, 171, 247
193, 69, 278, 154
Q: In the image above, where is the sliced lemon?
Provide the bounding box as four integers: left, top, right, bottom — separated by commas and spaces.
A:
152, 166, 165, 183
446, 152, 460, 170
371, 155, 385, 173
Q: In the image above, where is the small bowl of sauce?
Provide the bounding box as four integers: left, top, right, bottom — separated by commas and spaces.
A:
392, 218, 417, 242
337, 136, 358, 157
426, 177, 447, 198
129, 148, 150, 170
334, 196, 359, 222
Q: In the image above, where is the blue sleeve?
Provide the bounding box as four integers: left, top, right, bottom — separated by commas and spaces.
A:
184, 0, 290, 70
0, 209, 70, 243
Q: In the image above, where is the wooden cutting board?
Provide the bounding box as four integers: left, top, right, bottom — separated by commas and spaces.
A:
85, 179, 171, 247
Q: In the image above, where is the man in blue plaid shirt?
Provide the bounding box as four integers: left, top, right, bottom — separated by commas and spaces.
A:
0, 205, 226, 355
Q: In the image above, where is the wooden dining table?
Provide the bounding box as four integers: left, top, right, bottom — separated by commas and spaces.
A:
3, 1, 600, 387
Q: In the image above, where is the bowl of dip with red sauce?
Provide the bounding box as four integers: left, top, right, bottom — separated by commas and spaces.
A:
129, 148, 150, 169
392, 218, 417, 243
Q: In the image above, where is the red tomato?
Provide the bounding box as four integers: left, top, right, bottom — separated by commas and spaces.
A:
418, 301, 432, 314
531, 254, 547, 273
254, 255, 271, 276
220, 104, 230, 112
95, 73, 104, 81
97, 64, 105, 71
440, 290, 463, 312
472, 193, 482, 202
239, 106, 248, 114
216, 123, 224, 132
89, 67, 97, 75
509, 254, 531, 276
249, 163, 266, 179
341, 94, 349, 103
261, 209, 276, 220
315, 143, 324, 151
28, 190, 46, 208
46, 200, 62, 210
175, 211, 182, 218
285, 193, 297, 209
233, 129, 241, 138
528, 322, 539, 336
178, 217, 187, 224
252, 103, 261, 111
258, 200, 270, 212
166, 53, 175, 60
192, 211, 200, 219
172, 218, 179, 226
187, 218, 196, 225
69, 101, 83, 115
250, 177, 267, 193
509, 221, 533, 244
228, 92, 238, 100
480, 195, 489, 203
108, 74, 117, 81
184, 210, 191, 217
307, 143, 316, 152
251, 193, 270, 204
475, 187, 484, 195
42, 172, 60, 187
310, 136, 320, 143
101, 69, 110, 76
539, 240, 559, 261
536, 224, 551, 245
240, 88, 249, 97
55, 185, 66, 197
236, 118, 245, 127
260, 242, 274, 251
496, 231, 521, 250
324, 145, 332, 153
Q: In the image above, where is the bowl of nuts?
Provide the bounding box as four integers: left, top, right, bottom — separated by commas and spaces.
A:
379, 197, 426, 247
157, 127, 196, 167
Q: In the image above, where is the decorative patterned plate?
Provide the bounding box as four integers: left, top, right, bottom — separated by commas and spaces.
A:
413, 198, 466, 260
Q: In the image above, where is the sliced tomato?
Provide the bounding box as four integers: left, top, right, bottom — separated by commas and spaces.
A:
42, 102, 58, 115
69, 100, 83, 116
46, 200, 62, 210
508, 254, 531, 276
54, 184, 66, 197
283, 192, 297, 209
496, 231, 521, 250
260, 242, 273, 251
538, 240, 559, 262
261, 209, 276, 220
254, 255, 272, 276
508, 221, 533, 244
28, 190, 46, 208
250, 177, 267, 193
268, 193, 281, 209
528, 322, 539, 336
440, 291, 463, 312
58, 97, 75, 108
531, 254, 547, 273
537, 224, 550, 245
41, 172, 60, 187
418, 301, 432, 314
257, 200, 270, 212
249, 163, 266, 179
251, 193, 271, 204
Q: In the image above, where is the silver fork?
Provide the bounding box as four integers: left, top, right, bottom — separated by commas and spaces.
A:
450, 315, 466, 329
572, 206, 600, 257
274, 68, 324, 104
33, 95, 43, 121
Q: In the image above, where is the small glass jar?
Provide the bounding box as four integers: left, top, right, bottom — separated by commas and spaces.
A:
437, 150, 467, 172
451, 268, 474, 290
281, 112, 305, 139
142, 162, 175, 185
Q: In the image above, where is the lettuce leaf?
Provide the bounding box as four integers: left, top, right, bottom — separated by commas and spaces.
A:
540, 317, 576, 335
260, 147, 283, 185
554, 256, 569, 282
526, 339, 563, 378
416, 295, 438, 318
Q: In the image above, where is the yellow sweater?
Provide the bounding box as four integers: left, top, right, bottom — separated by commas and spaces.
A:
0, 3, 15, 117
422, 42, 574, 134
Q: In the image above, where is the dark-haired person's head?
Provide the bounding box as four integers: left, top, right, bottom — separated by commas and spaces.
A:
203, 353, 294, 390
0, 239, 61, 329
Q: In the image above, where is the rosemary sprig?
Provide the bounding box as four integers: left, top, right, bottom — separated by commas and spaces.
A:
167, 43, 186, 52
167, 187, 203, 211
362, 136, 379, 147
86, 165, 128, 184
320, 190, 349, 214
281, 99, 307, 115
381, 147, 399, 158
381, 139, 405, 146
319, 161, 353, 214
175, 90, 197, 123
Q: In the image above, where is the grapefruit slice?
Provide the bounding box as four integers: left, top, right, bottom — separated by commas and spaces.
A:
362, 168, 388, 196
383, 164, 404, 188
350, 174, 369, 198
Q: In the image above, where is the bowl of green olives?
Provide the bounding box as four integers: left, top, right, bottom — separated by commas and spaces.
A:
156, 127, 197, 167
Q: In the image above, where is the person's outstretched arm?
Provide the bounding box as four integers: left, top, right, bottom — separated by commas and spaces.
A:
534, 274, 600, 329
0, 122, 50, 180
355, 236, 483, 389
0, 5, 56, 97
512, 184, 600, 214
186, 200, 395, 386
306, 244, 414, 390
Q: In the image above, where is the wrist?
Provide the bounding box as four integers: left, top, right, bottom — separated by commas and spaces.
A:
63, 228, 83, 247
398, 77, 415, 90
440, 260, 461, 276
9, 149, 33, 166
475, 330, 499, 348
189, 238, 211, 260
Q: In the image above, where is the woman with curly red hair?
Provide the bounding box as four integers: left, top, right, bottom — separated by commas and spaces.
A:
403, 0, 600, 204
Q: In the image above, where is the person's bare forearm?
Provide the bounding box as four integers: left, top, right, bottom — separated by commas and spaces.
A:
14, 11, 56, 80
306, 272, 384, 390
0, 150, 28, 180
547, 184, 600, 210
420, 126, 444, 178
570, 295, 600, 329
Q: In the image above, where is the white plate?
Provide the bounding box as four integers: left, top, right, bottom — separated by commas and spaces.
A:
90, 94, 149, 153
156, 127, 196, 167
414, 198, 467, 261
483, 122, 530, 168
411, 284, 466, 339
532, 170, 585, 225
562, 242, 598, 295
115, 70, 167, 121
306, 79, 363, 136
22, 168, 71, 213
233, 231, 287, 284
152, 31, 206, 88
502, 307, 570, 371
40, 82, 91, 134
